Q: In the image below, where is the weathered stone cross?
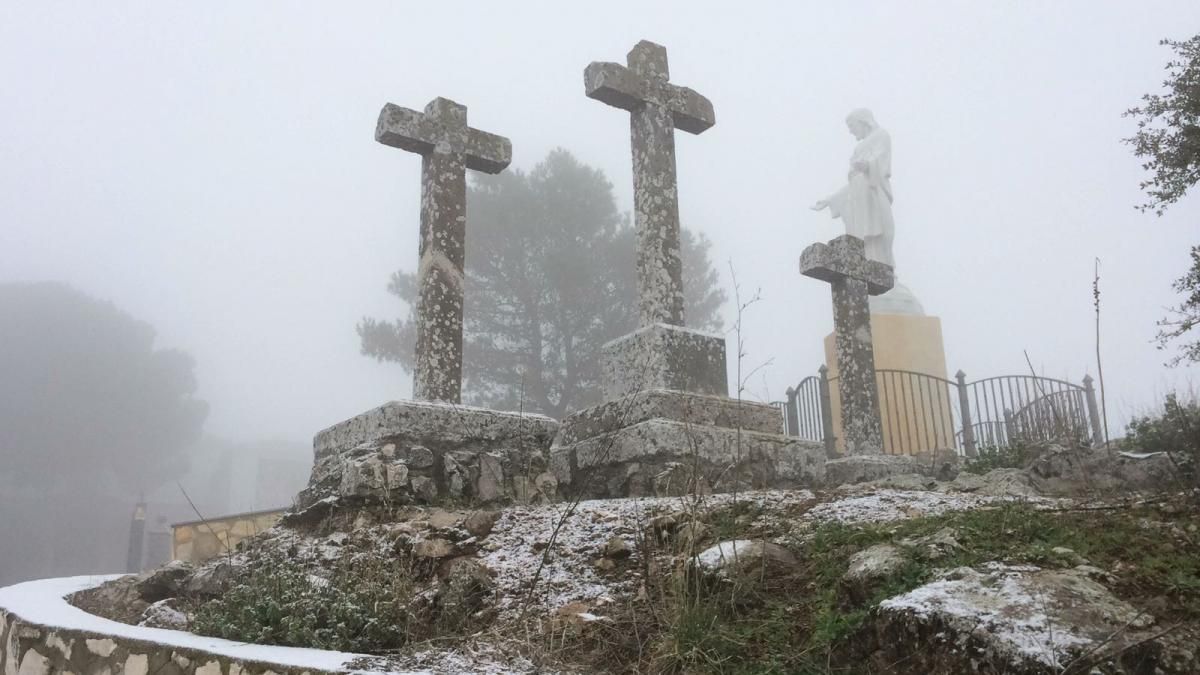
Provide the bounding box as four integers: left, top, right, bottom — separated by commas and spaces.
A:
800, 235, 895, 455
585, 40, 715, 327
376, 97, 511, 403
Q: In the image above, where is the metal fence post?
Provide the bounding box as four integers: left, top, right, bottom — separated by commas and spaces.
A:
955, 370, 977, 458
1082, 374, 1105, 448
818, 365, 837, 458
784, 386, 799, 436
1003, 408, 1017, 447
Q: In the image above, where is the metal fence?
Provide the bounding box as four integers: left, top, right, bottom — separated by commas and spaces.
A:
780, 368, 1104, 457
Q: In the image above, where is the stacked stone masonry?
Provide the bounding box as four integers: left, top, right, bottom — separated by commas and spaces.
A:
301, 400, 560, 509
0, 602, 340, 675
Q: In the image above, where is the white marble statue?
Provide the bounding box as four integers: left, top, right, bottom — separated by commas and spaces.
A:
811, 108, 895, 268
811, 109, 923, 315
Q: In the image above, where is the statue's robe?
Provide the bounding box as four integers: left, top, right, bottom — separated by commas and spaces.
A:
825, 127, 895, 268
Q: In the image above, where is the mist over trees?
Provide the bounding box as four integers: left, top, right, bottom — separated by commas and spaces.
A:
358, 149, 727, 417
1125, 34, 1200, 364
0, 282, 208, 584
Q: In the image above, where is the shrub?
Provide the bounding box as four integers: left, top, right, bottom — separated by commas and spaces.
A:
1122, 393, 1200, 487
191, 551, 420, 653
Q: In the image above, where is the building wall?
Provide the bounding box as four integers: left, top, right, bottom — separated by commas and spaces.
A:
172, 510, 285, 564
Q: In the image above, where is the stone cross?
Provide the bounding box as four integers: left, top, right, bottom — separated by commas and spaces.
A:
585, 40, 715, 327
376, 97, 511, 403
799, 235, 894, 455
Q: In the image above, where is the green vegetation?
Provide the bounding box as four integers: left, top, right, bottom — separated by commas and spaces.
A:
1123, 392, 1199, 489
962, 442, 1037, 474
191, 550, 472, 654
563, 499, 1200, 674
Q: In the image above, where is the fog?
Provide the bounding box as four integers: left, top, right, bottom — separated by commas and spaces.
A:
2, 3, 1197, 450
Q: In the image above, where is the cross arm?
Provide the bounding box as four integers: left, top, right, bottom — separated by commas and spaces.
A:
375, 103, 440, 155
584, 61, 646, 112
799, 235, 894, 295
464, 129, 511, 174
667, 85, 715, 135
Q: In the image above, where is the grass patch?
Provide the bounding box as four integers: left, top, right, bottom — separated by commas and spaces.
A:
566, 498, 1200, 674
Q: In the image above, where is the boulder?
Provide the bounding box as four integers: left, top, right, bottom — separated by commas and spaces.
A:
858, 563, 1189, 674
841, 544, 907, 604
133, 560, 193, 603
694, 540, 798, 577
463, 511, 500, 538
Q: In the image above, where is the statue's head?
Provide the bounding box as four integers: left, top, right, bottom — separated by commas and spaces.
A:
844, 108, 878, 140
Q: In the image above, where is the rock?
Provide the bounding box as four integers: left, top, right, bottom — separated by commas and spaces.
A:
463, 510, 500, 538
948, 468, 1039, 497
825, 454, 958, 488
674, 521, 711, 550
842, 544, 907, 604
859, 563, 1170, 674
866, 473, 939, 491
1027, 445, 1181, 496
898, 527, 961, 560
414, 538, 457, 559
402, 445, 436, 468
603, 536, 632, 559
534, 471, 558, 501
427, 509, 463, 530
133, 560, 193, 603
695, 540, 798, 577
476, 454, 504, 502
184, 561, 239, 597
138, 598, 190, 630
410, 476, 438, 502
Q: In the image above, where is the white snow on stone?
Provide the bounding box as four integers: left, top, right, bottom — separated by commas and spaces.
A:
878, 564, 1092, 669
0, 575, 420, 673
695, 540, 755, 570
1118, 451, 1166, 460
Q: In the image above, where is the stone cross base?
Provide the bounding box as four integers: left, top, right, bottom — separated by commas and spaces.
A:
548, 389, 825, 499
299, 400, 560, 509
601, 323, 729, 400
823, 453, 960, 488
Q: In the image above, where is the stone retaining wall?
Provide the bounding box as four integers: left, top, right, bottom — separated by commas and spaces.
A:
0, 577, 355, 675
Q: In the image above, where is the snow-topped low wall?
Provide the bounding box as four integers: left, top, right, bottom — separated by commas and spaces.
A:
0, 576, 360, 675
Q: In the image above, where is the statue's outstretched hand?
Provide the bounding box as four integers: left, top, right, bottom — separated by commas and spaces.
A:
811, 200, 829, 211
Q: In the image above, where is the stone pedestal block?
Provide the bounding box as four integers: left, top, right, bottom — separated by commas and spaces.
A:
601, 323, 728, 400
549, 388, 822, 499
823, 453, 959, 488
551, 419, 824, 499
300, 400, 559, 508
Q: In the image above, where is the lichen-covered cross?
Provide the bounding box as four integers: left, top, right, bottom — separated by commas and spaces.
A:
800, 235, 894, 455
375, 97, 512, 403
585, 40, 715, 327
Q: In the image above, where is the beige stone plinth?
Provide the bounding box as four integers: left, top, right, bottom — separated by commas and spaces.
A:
825, 313, 954, 455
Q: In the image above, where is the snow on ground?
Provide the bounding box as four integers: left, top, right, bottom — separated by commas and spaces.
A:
807, 488, 1059, 525
480, 490, 816, 616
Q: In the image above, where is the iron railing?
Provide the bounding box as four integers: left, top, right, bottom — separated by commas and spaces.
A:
780, 368, 1103, 457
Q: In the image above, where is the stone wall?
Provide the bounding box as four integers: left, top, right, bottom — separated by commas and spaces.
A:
0, 577, 353, 675
172, 510, 286, 565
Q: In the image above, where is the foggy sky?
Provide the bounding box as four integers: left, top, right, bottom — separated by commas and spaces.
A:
2, 2, 1197, 448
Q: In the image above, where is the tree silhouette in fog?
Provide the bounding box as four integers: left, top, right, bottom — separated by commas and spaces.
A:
358, 149, 727, 418
0, 282, 208, 493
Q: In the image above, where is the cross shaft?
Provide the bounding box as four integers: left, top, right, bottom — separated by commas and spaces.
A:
585, 40, 714, 327
375, 96, 511, 403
